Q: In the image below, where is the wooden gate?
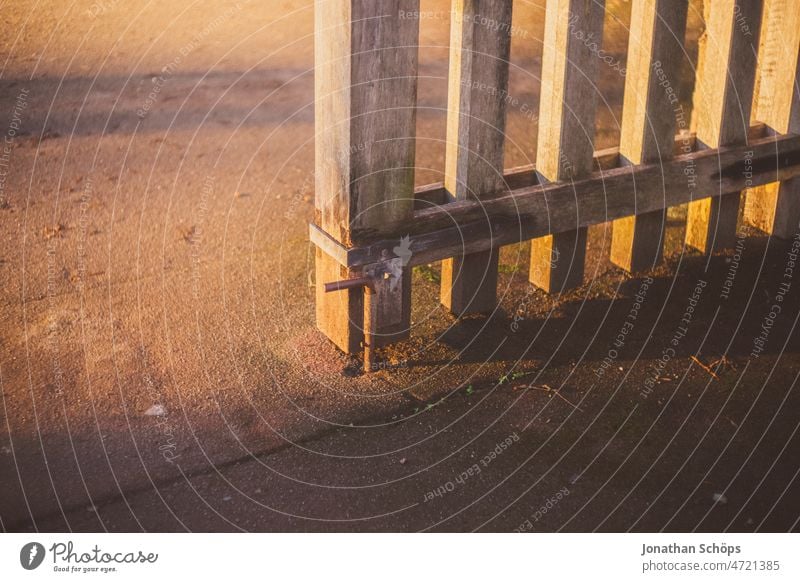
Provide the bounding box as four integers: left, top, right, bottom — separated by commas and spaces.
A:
310, 0, 800, 369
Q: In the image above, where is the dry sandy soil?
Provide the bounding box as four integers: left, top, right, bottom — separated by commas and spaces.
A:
1, 0, 799, 532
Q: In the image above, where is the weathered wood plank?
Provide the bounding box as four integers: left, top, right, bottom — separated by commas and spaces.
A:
689, 0, 712, 135
686, 0, 762, 254
318, 132, 800, 268
315, 247, 363, 353
410, 123, 768, 210
610, 0, 688, 273
744, 0, 800, 239
529, 0, 605, 293
363, 257, 407, 371
439, 0, 513, 315
314, 0, 419, 352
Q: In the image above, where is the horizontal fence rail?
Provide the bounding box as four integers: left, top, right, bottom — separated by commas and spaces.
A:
311, 124, 800, 268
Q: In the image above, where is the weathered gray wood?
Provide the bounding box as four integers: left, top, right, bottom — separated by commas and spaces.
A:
314, 0, 419, 353
313, 131, 800, 268
439, 0, 513, 315
363, 257, 405, 371
744, 0, 800, 239
529, 0, 605, 293
686, 0, 762, 254
610, 0, 688, 273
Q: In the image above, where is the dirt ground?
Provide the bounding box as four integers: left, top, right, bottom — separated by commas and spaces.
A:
1, 0, 799, 532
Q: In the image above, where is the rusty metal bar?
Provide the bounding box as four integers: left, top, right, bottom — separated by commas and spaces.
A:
323, 277, 373, 293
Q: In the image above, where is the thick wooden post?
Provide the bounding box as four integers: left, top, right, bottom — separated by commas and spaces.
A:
744, 0, 800, 239
314, 0, 419, 353
610, 0, 688, 273
440, 0, 513, 315
686, 0, 762, 254
529, 0, 605, 293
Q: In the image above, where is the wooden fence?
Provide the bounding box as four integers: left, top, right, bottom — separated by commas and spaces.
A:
310, 0, 800, 369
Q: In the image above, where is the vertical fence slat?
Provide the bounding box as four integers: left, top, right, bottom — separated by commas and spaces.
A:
314, 0, 419, 353
744, 0, 800, 238
610, 0, 688, 273
686, 0, 762, 254
529, 0, 605, 293
440, 0, 513, 315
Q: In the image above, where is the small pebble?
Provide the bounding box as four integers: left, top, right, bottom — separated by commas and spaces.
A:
144, 404, 166, 417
